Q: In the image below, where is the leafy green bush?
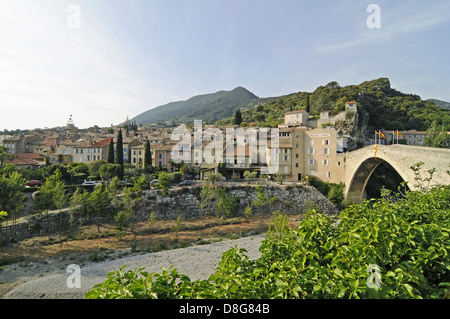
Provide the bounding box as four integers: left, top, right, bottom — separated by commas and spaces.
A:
86, 185, 450, 299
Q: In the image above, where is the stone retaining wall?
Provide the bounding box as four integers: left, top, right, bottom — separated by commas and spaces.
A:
139, 183, 338, 220
0, 184, 338, 242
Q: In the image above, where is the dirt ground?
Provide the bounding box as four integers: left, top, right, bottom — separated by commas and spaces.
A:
0, 213, 305, 297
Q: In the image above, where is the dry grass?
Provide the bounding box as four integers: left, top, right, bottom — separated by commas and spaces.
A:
0, 214, 305, 265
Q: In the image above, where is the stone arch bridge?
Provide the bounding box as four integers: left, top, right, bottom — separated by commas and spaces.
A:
343, 144, 450, 203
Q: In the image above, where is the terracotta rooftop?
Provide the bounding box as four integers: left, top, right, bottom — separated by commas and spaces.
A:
5, 153, 44, 166
285, 110, 307, 115
88, 137, 112, 149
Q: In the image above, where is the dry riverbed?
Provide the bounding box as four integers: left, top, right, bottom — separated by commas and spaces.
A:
0, 214, 305, 299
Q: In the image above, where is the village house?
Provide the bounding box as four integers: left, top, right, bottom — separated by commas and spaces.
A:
130, 143, 146, 167
5, 153, 45, 170
283, 110, 309, 126
346, 101, 358, 112
123, 137, 144, 163
86, 137, 113, 163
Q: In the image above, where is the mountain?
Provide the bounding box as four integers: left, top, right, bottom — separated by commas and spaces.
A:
130, 87, 259, 126
216, 78, 450, 132
427, 99, 450, 110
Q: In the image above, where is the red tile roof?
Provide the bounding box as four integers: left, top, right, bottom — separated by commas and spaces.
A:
88, 137, 112, 149
5, 153, 44, 166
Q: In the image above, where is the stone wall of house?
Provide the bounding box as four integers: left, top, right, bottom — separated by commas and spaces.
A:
1, 184, 338, 242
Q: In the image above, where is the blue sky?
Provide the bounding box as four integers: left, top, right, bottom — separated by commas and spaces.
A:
1, 0, 449, 130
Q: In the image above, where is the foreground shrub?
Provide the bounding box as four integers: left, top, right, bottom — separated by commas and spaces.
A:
86, 186, 450, 299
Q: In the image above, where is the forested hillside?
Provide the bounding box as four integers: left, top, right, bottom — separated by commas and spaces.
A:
216, 78, 450, 132
427, 99, 450, 110
130, 87, 259, 127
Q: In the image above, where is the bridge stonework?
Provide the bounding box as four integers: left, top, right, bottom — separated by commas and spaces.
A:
343, 145, 450, 203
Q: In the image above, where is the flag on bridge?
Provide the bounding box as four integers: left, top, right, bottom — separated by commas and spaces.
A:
393, 131, 406, 138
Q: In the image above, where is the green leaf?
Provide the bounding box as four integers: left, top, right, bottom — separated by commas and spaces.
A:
333, 268, 343, 278
402, 283, 415, 297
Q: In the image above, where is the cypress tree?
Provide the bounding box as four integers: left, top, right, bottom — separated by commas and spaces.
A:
234, 109, 243, 126
107, 138, 115, 164
144, 140, 152, 171
305, 94, 311, 113
115, 130, 124, 179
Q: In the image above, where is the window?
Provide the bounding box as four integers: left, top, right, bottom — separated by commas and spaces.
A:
322, 159, 328, 166
158, 154, 162, 159
323, 140, 329, 145
295, 163, 299, 168
327, 172, 332, 178
310, 140, 314, 146
338, 161, 341, 166
284, 155, 288, 161
323, 148, 329, 155
296, 153, 299, 158
308, 159, 315, 165
308, 148, 315, 155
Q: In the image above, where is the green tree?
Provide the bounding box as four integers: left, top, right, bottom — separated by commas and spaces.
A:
0, 171, 25, 240
173, 215, 184, 239
215, 188, 238, 219
67, 162, 89, 176
56, 154, 64, 165
117, 186, 140, 233
233, 109, 243, 126
132, 176, 150, 193
200, 184, 216, 215
107, 138, 115, 164
305, 94, 310, 113
99, 163, 122, 183
218, 162, 228, 180
144, 140, 152, 171
115, 130, 124, 179
0, 146, 16, 174
276, 173, 287, 185
0, 210, 8, 242
243, 204, 253, 220
34, 169, 67, 235
425, 121, 450, 148
253, 183, 269, 216
69, 188, 90, 226
86, 185, 114, 232
244, 171, 258, 184
44, 156, 51, 167
88, 160, 107, 179
156, 171, 171, 197
205, 172, 223, 185
108, 176, 121, 197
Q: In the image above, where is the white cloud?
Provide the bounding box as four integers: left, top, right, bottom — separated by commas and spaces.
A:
316, 1, 450, 55
0, 1, 176, 130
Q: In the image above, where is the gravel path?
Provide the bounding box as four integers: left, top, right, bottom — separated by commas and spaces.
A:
1, 235, 264, 299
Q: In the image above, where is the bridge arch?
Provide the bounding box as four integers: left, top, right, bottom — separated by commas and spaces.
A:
342, 145, 449, 204
345, 156, 411, 203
